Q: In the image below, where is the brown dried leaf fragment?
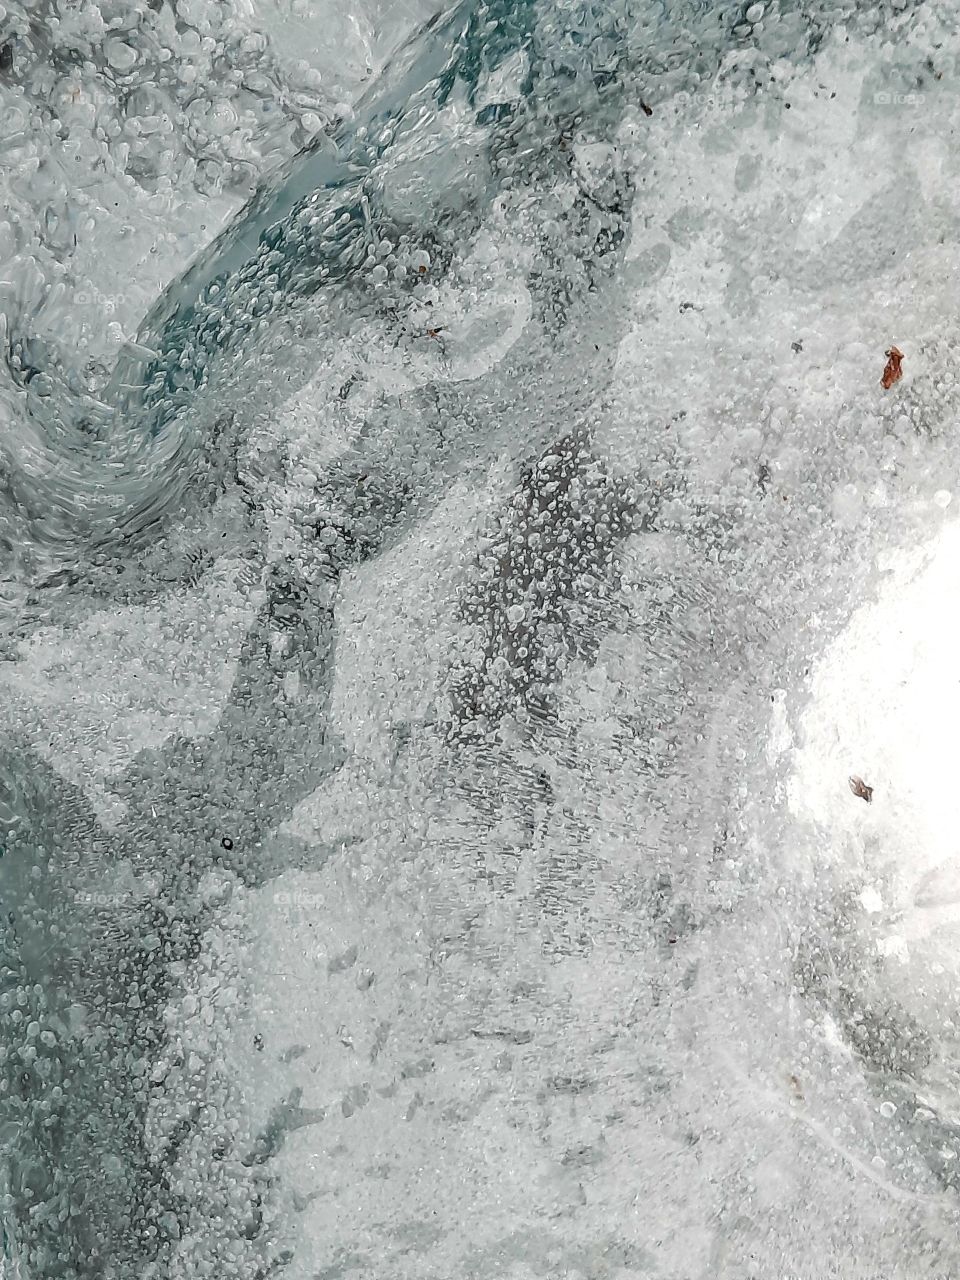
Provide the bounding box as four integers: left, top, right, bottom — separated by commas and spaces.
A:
849, 775, 873, 803
881, 345, 903, 389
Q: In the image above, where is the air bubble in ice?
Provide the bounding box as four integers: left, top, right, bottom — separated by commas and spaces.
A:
859, 887, 883, 914
105, 39, 138, 72
0, 220, 19, 262
206, 100, 238, 134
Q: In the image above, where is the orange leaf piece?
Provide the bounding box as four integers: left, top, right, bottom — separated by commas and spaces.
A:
881, 345, 903, 389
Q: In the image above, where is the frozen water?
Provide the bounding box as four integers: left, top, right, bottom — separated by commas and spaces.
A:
4, 0, 960, 1277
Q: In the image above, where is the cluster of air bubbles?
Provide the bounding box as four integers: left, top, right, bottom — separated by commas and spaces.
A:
0, 0, 339, 198
0, 0, 366, 407
363, 236, 432, 289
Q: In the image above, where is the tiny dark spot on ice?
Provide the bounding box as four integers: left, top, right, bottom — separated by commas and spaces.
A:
562, 1142, 604, 1168
253, 1033, 264, 1051
0, 45, 13, 74
792, 340, 803, 353
849, 775, 874, 803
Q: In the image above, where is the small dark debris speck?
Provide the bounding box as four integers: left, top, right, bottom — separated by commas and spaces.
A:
221, 836, 234, 850
849, 775, 873, 803
791, 340, 803, 353
640, 100, 653, 117
0, 45, 13, 74
882, 345, 903, 389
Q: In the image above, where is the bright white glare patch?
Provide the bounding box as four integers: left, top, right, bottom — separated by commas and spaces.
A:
789, 518, 960, 950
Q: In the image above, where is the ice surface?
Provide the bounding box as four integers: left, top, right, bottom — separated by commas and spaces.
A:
5, 0, 960, 1277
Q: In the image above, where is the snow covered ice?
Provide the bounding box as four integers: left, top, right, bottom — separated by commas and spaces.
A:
4, 0, 960, 1277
